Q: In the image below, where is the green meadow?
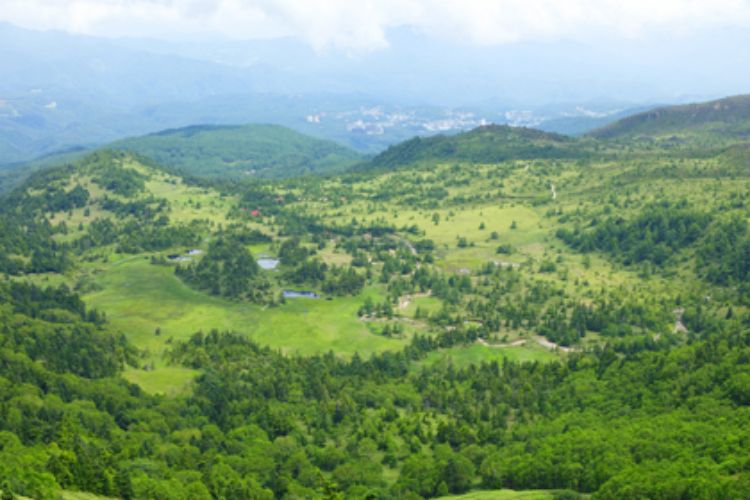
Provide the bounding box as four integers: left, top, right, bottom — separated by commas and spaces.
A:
417, 342, 558, 370
437, 490, 554, 500
387, 205, 545, 271
42, 153, 726, 396
51, 152, 719, 398
84, 257, 418, 392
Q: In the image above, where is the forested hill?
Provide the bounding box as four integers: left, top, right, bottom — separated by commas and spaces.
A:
110, 124, 362, 180
362, 124, 586, 170
588, 94, 750, 142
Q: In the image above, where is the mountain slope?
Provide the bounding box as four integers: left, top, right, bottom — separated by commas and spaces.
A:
588, 94, 750, 141
537, 105, 654, 136
109, 124, 362, 179
363, 124, 586, 170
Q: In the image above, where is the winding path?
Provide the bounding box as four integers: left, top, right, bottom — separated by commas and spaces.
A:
673, 308, 688, 333
477, 338, 527, 348
534, 335, 577, 353
399, 291, 432, 310
477, 336, 579, 353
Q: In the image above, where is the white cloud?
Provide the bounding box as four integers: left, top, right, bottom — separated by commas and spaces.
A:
0, 0, 284, 40
416, 0, 750, 44
2, 0, 750, 50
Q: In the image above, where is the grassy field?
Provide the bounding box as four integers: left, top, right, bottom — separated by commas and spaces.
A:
61, 492, 117, 500
69, 156, 646, 394
388, 205, 545, 271
83, 257, 418, 393
83, 252, 564, 392
417, 342, 558, 370
145, 171, 235, 226
436, 489, 555, 499
43, 154, 726, 396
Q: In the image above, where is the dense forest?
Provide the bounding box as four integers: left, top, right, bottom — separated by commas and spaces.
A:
2, 280, 750, 498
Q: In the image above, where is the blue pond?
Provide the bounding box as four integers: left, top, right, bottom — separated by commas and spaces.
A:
258, 258, 280, 270
283, 290, 319, 299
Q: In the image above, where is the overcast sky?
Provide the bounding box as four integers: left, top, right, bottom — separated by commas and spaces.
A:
3, 0, 750, 53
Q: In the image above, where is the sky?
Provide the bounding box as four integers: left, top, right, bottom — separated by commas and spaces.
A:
3, 0, 750, 53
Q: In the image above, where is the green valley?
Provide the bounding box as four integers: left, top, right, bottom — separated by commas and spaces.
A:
2, 95, 750, 499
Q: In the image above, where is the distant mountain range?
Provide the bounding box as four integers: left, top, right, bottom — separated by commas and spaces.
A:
363, 94, 750, 170
0, 22, 670, 166
5, 92, 750, 193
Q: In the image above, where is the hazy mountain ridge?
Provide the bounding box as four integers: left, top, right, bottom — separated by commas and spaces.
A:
588, 94, 750, 141
0, 22, 661, 167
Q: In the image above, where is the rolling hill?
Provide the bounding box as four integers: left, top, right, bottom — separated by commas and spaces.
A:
0, 124, 364, 193
363, 124, 587, 170
109, 124, 363, 179
588, 94, 750, 142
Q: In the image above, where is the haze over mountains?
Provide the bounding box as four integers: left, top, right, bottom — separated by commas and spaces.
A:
3, 20, 750, 166
4, 92, 750, 194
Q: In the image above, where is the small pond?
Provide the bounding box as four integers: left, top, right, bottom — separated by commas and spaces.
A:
283, 290, 319, 299
258, 258, 280, 270
168, 255, 192, 262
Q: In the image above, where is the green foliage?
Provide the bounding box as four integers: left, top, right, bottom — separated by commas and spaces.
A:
697, 215, 750, 287
90, 160, 146, 197
0, 432, 60, 499
0, 213, 70, 275
557, 202, 710, 265
495, 244, 513, 254
365, 125, 586, 171
278, 237, 311, 266
111, 124, 362, 180
0, 282, 128, 378
115, 219, 201, 254
176, 236, 269, 302
322, 266, 365, 296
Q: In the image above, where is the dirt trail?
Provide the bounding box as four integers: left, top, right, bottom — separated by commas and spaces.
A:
673, 308, 688, 333
534, 336, 577, 353
477, 336, 579, 352
393, 235, 417, 256
399, 291, 432, 310
477, 338, 527, 348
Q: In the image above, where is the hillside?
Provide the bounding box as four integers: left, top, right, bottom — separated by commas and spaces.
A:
537, 105, 653, 136
588, 94, 750, 142
109, 124, 362, 179
3, 121, 750, 498
363, 124, 586, 170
